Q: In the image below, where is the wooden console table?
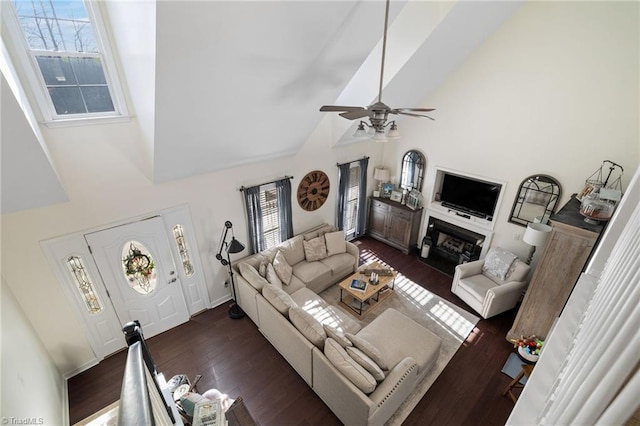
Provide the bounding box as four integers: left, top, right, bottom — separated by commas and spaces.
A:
368, 197, 422, 254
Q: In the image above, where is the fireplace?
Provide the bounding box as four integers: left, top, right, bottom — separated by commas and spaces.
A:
422, 217, 485, 268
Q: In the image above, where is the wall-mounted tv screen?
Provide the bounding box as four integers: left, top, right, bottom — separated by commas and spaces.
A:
440, 172, 502, 220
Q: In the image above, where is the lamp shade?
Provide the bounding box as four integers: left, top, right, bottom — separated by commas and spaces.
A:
374, 168, 390, 182
523, 223, 552, 247
227, 237, 245, 254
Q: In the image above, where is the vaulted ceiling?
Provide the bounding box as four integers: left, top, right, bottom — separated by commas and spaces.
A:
1, 0, 522, 213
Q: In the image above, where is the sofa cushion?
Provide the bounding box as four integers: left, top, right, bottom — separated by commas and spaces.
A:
319, 253, 356, 275
345, 333, 389, 371
324, 338, 377, 394
303, 237, 328, 262
346, 346, 386, 382
325, 231, 347, 256
238, 262, 269, 291
289, 306, 326, 349
324, 324, 352, 348
279, 235, 306, 265
273, 250, 293, 285
262, 284, 297, 316
265, 263, 283, 289
291, 261, 332, 289
282, 275, 305, 294
289, 287, 325, 307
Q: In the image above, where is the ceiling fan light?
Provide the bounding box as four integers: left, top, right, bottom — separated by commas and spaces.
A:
387, 122, 400, 139
353, 122, 368, 138
373, 130, 388, 142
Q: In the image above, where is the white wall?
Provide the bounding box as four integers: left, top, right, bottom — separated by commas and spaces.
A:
0, 1, 638, 377
1, 279, 66, 424
389, 1, 639, 260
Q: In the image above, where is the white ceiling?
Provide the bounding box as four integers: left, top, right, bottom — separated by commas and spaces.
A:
0, 0, 522, 213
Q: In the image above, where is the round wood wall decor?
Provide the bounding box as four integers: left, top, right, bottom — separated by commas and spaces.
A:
297, 170, 330, 211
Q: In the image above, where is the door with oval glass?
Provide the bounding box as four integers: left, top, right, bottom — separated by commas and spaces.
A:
85, 216, 189, 338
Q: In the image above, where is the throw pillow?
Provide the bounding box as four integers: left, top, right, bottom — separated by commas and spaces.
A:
303, 236, 328, 262
345, 333, 389, 371
262, 284, 297, 316
265, 263, 283, 289
325, 231, 347, 256
273, 250, 293, 285
238, 262, 269, 291
346, 346, 386, 382
324, 338, 377, 394
482, 247, 517, 281
289, 307, 326, 349
278, 235, 306, 265
258, 259, 268, 277
323, 324, 352, 348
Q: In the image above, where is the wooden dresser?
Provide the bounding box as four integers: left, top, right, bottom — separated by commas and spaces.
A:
507, 196, 604, 341
367, 197, 422, 254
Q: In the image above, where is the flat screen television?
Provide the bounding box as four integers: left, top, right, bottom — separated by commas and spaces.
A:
439, 172, 502, 220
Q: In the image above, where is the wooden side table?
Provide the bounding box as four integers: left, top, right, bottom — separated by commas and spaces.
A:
502, 364, 535, 403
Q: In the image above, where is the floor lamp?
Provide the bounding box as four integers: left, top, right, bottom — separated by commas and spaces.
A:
216, 221, 246, 319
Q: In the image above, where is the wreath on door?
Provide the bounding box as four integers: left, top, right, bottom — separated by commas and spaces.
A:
123, 243, 156, 293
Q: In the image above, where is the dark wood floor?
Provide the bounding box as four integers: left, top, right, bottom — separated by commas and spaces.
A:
68, 236, 518, 425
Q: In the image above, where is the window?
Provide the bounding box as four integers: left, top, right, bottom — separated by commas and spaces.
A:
172, 224, 194, 277
5, 0, 127, 123
336, 157, 368, 239
66, 255, 103, 314
242, 177, 293, 253
260, 184, 281, 250
344, 164, 361, 239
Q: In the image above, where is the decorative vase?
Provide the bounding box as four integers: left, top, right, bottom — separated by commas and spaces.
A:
518, 346, 539, 363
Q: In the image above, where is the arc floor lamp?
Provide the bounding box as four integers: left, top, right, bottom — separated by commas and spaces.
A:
216, 221, 246, 319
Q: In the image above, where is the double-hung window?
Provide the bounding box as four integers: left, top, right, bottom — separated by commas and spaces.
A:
5, 0, 127, 123
260, 184, 281, 250
344, 164, 361, 239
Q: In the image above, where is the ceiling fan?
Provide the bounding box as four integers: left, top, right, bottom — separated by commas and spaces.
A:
320, 0, 435, 141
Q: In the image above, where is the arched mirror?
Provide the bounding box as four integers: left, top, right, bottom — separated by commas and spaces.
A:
509, 175, 562, 226
400, 150, 426, 192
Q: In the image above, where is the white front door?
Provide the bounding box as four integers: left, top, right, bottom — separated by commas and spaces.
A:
85, 216, 190, 338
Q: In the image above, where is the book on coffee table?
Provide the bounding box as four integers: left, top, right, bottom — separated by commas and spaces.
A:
350, 279, 367, 292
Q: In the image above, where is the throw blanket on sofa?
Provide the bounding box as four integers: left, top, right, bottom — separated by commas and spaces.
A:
482, 247, 517, 280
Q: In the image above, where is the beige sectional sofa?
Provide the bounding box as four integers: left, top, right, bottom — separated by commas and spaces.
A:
232, 224, 442, 425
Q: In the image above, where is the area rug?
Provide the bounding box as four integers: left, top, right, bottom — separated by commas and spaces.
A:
319, 269, 480, 425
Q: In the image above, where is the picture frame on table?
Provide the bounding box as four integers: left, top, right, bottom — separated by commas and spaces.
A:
381, 183, 394, 198
390, 190, 403, 203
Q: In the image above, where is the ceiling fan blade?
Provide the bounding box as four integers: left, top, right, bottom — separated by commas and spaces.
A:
320, 105, 365, 112
392, 108, 436, 113
393, 111, 436, 121
340, 109, 372, 120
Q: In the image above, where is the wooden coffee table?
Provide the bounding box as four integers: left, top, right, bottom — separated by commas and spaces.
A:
338, 262, 397, 316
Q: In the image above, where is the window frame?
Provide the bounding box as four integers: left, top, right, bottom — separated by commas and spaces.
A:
2, 0, 129, 126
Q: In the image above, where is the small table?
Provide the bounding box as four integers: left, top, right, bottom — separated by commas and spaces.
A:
338, 262, 396, 316
502, 364, 535, 403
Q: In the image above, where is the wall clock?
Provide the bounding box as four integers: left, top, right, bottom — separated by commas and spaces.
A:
297, 170, 330, 211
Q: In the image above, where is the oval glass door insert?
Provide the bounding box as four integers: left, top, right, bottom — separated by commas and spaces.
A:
122, 241, 157, 294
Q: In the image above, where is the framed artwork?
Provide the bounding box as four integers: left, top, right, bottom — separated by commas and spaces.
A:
390, 190, 403, 202
381, 183, 394, 198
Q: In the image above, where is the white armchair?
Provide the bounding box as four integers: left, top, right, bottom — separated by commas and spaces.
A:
451, 249, 531, 319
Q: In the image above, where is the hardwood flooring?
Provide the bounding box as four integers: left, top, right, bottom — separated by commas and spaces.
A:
68, 236, 518, 425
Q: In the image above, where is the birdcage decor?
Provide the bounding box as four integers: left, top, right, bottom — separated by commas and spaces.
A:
578, 161, 624, 224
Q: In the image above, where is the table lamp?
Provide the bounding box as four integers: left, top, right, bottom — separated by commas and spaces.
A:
374, 168, 390, 194
522, 223, 552, 264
